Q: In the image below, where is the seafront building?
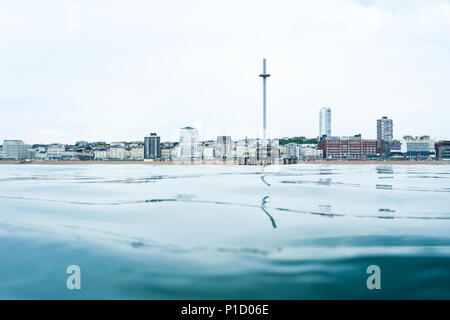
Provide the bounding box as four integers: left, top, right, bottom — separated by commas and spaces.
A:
402, 135, 435, 158
94, 149, 110, 160
61, 150, 76, 161
233, 138, 280, 164
377, 117, 393, 142
2, 140, 29, 160
319, 107, 331, 138
435, 141, 450, 159
299, 144, 323, 160
235, 138, 257, 164
217, 136, 232, 159
286, 143, 298, 159
144, 133, 161, 160
178, 127, 199, 161
377, 116, 394, 156
110, 147, 126, 160
47, 144, 66, 160
318, 135, 377, 159
278, 144, 287, 157
388, 140, 402, 157
130, 146, 144, 160
34, 146, 48, 160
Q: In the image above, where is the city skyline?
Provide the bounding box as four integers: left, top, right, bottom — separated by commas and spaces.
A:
1, 0, 450, 144
0, 113, 443, 146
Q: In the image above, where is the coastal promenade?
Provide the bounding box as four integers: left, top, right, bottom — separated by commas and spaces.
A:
0, 160, 448, 165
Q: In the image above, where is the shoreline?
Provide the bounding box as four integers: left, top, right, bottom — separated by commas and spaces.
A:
0, 160, 448, 165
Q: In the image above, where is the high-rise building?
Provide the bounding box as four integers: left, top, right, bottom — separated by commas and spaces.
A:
2, 140, 30, 160
319, 107, 331, 138
377, 116, 394, 156
178, 127, 199, 160
217, 136, 232, 157
144, 133, 161, 160
377, 116, 393, 142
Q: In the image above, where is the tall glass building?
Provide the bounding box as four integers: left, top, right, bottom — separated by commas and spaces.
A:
319, 107, 331, 138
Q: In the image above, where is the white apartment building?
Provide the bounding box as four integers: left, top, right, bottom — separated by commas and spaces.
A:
178, 127, 199, 160
130, 147, 144, 160
110, 147, 127, 160
2, 140, 30, 160
286, 143, 298, 158
47, 144, 66, 159
299, 145, 323, 159
94, 150, 110, 160
201, 146, 216, 161
61, 151, 76, 160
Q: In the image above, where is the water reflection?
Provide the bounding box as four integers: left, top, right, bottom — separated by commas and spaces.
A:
378, 208, 396, 213
376, 184, 393, 190
376, 166, 394, 175
1, 164, 450, 299
260, 175, 271, 186
318, 204, 332, 214
319, 169, 333, 175
260, 196, 277, 229
318, 178, 332, 185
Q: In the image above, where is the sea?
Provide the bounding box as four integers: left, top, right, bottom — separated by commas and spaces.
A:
0, 164, 449, 299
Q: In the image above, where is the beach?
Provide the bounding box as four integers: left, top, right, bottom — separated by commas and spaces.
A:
0, 160, 448, 165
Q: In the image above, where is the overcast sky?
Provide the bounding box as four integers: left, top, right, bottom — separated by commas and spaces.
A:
1, 0, 449, 144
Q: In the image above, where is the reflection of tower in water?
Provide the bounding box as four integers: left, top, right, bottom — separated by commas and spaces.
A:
318, 204, 332, 214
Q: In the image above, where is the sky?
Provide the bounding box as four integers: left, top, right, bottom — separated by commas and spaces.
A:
1, 0, 450, 144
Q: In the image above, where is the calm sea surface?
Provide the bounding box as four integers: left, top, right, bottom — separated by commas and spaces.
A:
0, 164, 449, 299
